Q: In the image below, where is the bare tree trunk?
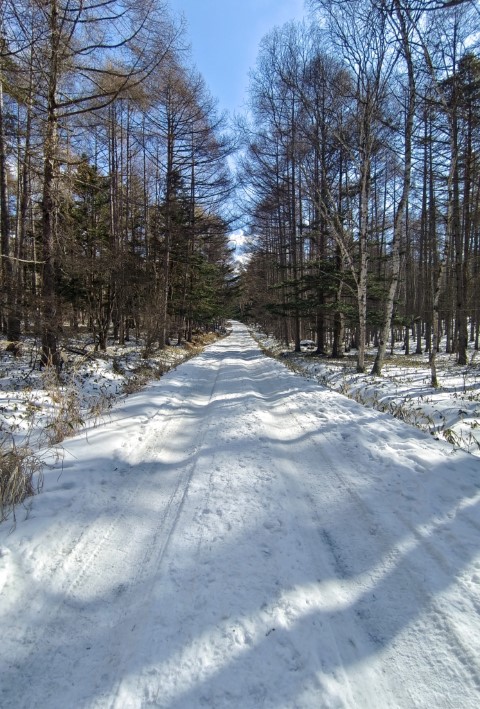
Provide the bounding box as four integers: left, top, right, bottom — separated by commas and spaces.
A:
159, 88, 174, 349
430, 147, 456, 387
372, 0, 415, 375
41, 109, 60, 366
332, 244, 345, 358
0, 78, 21, 341
357, 140, 370, 374
41, 2, 61, 367
15, 58, 35, 339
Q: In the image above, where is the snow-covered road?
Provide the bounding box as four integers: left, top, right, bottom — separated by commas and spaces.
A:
1, 322, 480, 708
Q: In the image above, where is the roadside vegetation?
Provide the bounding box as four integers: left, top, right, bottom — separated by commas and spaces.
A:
0, 328, 228, 523
238, 1, 480, 390
252, 328, 480, 458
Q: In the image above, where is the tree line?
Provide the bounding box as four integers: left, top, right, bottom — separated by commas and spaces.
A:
237, 0, 480, 385
0, 0, 235, 367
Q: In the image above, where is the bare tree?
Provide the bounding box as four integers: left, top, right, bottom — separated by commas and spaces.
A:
309, 0, 392, 371
3, 0, 180, 365
371, 0, 418, 375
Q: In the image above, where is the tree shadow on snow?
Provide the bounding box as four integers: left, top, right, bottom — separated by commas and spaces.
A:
2, 330, 480, 707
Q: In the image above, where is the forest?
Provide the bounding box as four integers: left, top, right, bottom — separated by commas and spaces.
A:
237, 0, 480, 385
0, 0, 236, 369
0, 0, 479, 389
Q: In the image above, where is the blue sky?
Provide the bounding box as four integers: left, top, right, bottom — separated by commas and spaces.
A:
168, 0, 307, 116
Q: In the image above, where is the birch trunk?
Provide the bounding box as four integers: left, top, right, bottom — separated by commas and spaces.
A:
372, 0, 415, 375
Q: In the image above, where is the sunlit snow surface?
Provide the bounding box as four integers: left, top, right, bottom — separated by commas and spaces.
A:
1, 323, 480, 708
255, 331, 480, 458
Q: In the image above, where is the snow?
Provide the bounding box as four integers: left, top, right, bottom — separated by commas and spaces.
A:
0, 338, 189, 449
253, 331, 480, 458
1, 322, 480, 708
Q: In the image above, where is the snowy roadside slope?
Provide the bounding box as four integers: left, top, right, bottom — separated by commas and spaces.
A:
1, 322, 480, 708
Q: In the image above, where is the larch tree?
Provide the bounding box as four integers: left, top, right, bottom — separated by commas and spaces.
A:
371, 0, 418, 375
2, 0, 180, 366
309, 0, 391, 372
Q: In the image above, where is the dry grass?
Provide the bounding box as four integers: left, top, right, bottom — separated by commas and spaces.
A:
0, 328, 229, 524
41, 368, 85, 445
0, 435, 43, 523
122, 362, 169, 395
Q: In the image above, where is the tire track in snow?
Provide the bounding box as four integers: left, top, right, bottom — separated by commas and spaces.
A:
124, 338, 399, 708
238, 372, 401, 708
271, 375, 480, 704
2, 324, 480, 708
1, 353, 224, 709
96, 351, 225, 709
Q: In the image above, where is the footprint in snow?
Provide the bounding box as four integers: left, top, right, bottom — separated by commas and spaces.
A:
263, 519, 283, 532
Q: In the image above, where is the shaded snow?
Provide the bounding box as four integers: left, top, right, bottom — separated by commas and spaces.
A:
0, 338, 190, 448
253, 330, 480, 458
1, 323, 480, 708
